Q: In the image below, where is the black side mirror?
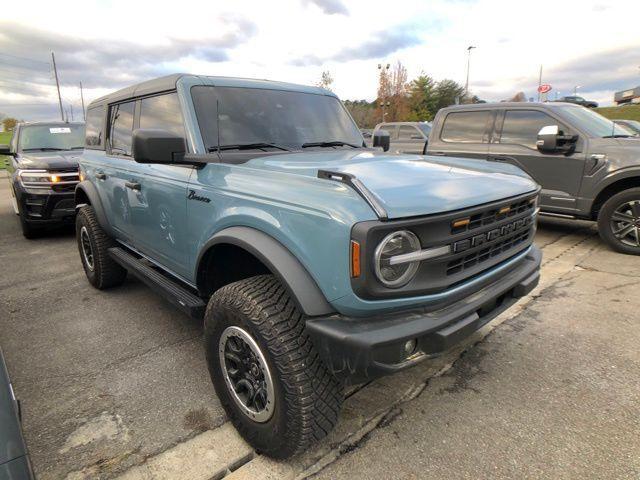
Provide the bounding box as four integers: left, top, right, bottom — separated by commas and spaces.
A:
536, 125, 577, 154
132, 129, 186, 164
0, 144, 12, 155
373, 129, 390, 152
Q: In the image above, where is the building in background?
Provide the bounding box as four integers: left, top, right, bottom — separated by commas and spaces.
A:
614, 86, 640, 105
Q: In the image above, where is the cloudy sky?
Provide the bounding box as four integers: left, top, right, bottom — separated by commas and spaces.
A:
1, 0, 638, 121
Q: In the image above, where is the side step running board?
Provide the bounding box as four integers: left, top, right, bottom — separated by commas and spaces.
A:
108, 247, 206, 319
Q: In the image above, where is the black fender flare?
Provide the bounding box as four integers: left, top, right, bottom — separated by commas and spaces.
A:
74, 181, 115, 237
197, 226, 334, 317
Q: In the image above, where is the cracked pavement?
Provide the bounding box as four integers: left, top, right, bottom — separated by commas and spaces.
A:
1, 173, 638, 480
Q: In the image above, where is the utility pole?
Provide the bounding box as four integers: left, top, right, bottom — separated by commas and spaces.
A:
537, 65, 543, 102
70, 104, 74, 121
465, 46, 476, 98
79, 82, 86, 121
51, 52, 64, 122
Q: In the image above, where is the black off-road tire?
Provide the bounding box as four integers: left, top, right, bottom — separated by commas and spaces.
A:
76, 206, 127, 288
597, 188, 640, 255
204, 275, 343, 459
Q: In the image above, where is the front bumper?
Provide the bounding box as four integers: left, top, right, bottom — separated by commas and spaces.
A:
306, 245, 541, 384
13, 180, 76, 224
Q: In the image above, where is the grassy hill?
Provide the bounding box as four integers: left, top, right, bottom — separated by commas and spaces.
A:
0, 131, 11, 170
595, 104, 640, 122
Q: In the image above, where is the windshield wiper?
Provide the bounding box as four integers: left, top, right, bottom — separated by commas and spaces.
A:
71, 146, 85, 150
301, 141, 361, 149
22, 147, 67, 152
601, 134, 633, 138
211, 142, 290, 152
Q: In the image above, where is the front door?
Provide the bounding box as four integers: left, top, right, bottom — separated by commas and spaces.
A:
133, 92, 192, 278
104, 94, 191, 277
489, 109, 586, 213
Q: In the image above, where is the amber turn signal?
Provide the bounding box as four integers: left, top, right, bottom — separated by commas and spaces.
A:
350, 240, 361, 278
452, 218, 470, 228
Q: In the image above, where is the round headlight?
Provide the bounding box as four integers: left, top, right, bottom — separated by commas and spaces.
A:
374, 230, 421, 288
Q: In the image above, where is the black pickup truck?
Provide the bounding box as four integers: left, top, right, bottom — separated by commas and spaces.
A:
427, 102, 640, 255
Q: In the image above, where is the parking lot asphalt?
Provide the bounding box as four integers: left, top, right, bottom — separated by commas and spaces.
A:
0, 176, 637, 479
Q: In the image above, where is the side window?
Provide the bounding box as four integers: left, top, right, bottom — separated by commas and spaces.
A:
85, 106, 104, 148
441, 111, 490, 143
398, 125, 422, 140
381, 125, 397, 140
500, 110, 560, 149
108, 101, 135, 156
139, 93, 185, 137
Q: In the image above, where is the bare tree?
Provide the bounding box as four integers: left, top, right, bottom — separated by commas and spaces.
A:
317, 70, 334, 91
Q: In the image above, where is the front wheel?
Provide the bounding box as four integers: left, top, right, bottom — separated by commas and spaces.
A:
204, 275, 342, 459
76, 205, 127, 288
597, 188, 640, 255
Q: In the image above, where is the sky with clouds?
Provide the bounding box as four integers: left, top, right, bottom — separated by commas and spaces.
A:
1, 0, 638, 121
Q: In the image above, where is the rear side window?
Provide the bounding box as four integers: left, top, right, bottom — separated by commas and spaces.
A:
500, 110, 558, 149
108, 101, 135, 156
85, 106, 104, 148
441, 111, 490, 143
398, 125, 421, 140
139, 93, 185, 137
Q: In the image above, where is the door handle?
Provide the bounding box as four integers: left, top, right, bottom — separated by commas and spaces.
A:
95, 172, 106, 180
125, 181, 141, 191
430, 151, 446, 156
488, 155, 515, 163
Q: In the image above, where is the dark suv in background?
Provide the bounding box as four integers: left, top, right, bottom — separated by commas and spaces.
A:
1, 122, 84, 238
554, 96, 598, 108
427, 102, 640, 255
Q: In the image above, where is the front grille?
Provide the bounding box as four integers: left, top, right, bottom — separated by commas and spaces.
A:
447, 228, 532, 275
451, 197, 535, 235
350, 191, 539, 300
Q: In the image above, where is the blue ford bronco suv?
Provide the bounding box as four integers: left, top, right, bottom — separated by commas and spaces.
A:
74, 74, 541, 458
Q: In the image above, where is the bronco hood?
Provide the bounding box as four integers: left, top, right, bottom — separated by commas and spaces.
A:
247, 150, 539, 219
16, 150, 81, 170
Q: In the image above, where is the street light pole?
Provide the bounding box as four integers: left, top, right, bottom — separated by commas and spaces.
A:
377, 63, 390, 123
574, 85, 581, 95
465, 46, 476, 98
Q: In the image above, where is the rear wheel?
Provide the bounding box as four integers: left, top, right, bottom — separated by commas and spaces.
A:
204, 275, 342, 459
597, 188, 640, 255
76, 205, 127, 288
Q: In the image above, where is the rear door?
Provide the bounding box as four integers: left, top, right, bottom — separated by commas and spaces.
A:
489, 108, 586, 212
104, 100, 143, 243
427, 109, 493, 160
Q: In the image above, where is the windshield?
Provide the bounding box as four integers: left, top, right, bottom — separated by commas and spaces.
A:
19, 124, 85, 151
558, 106, 634, 138
617, 120, 640, 134
191, 86, 363, 151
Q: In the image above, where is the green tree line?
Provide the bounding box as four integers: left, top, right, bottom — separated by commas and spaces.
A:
341, 62, 478, 128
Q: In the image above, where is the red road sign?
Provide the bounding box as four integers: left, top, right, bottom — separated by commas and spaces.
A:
538, 84, 552, 94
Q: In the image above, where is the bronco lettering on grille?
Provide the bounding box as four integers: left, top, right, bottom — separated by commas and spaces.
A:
452, 216, 533, 253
